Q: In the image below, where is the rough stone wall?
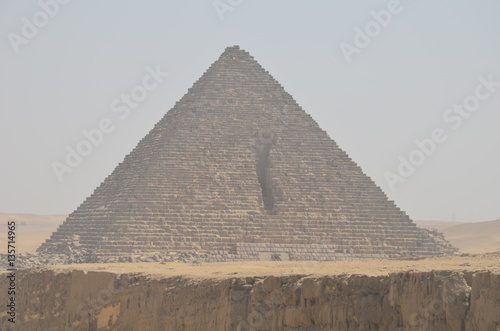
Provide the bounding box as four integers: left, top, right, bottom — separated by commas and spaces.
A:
38, 46, 455, 260
1, 269, 499, 330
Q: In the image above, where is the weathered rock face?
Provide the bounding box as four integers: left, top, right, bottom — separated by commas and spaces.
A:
2, 268, 499, 330
37, 45, 455, 262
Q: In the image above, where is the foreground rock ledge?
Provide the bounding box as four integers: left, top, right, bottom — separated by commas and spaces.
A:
1, 254, 499, 331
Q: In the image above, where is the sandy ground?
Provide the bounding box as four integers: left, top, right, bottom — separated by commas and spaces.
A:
43, 253, 500, 280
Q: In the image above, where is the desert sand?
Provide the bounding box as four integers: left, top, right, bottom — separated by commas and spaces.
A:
43, 253, 500, 280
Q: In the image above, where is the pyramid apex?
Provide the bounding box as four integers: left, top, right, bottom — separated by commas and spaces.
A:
221, 45, 249, 56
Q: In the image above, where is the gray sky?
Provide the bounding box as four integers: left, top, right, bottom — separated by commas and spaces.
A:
1, 0, 499, 222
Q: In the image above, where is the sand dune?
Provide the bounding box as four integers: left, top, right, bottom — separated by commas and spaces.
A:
415, 219, 500, 254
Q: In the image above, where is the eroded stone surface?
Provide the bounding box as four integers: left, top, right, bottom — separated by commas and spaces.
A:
1, 264, 499, 330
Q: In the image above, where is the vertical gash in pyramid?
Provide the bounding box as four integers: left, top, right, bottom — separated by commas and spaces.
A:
39, 46, 455, 262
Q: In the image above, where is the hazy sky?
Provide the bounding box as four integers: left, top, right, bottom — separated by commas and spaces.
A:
1, 0, 499, 222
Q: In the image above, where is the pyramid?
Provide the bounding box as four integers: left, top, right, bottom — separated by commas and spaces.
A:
39, 46, 455, 262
